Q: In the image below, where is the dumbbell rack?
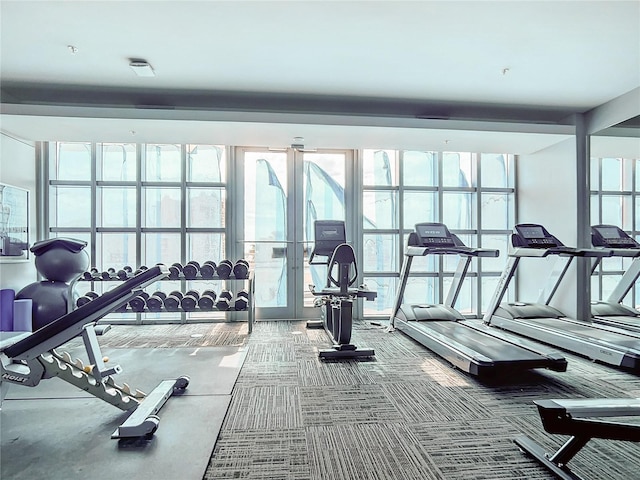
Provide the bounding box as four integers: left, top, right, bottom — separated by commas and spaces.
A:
75, 267, 254, 333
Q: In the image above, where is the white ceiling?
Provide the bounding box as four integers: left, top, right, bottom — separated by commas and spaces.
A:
1, 0, 639, 153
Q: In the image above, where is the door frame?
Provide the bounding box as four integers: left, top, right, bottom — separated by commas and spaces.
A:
233, 146, 357, 320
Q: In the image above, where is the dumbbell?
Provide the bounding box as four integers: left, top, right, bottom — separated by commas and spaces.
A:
198, 289, 217, 310
168, 262, 183, 280
133, 265, 149, 275
233, 259, 250, 279
101, 268, 117, 280
181, 290, 200, 311
146, 291, 167, 312
116, 266, 133, 280
114, 301, 129, 313
163, 291, 183, 311
182, 261, 200, 280
234, 289, 250, 311
200, 260, 216, 279
216, 260, 233, 279
82, 267, 100, 281
76, 291, 99, 308
216, 290, 233, 310
129, 291, 150, 312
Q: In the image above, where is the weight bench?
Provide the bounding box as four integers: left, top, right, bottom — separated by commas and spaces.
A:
515, 397, 640, 480
307, 220, 377, 359
0, 265, 190, 439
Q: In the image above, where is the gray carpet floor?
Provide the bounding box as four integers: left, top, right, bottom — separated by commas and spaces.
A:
102, 320, 640, 479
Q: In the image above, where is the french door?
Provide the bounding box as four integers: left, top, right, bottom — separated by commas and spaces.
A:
237, 147, 354, 320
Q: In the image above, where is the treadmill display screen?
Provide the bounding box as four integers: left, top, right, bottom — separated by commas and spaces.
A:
595, 226, 621, 239
518, 226, 545, 239
417, 224, 447, 239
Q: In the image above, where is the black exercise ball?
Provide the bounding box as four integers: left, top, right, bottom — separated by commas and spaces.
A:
16, 281, 71, 331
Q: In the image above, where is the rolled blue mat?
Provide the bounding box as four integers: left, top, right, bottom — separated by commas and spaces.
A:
13, 299, 33, 332
1, 289, 15, 331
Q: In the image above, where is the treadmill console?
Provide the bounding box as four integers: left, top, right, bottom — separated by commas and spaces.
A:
512, 224, 563, 248
413, 223, 456, 248
591, 225, 640, 249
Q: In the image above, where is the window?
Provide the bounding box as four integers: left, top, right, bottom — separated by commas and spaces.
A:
47, 142, 228, 323
591, 156, 638, 308
361, 150, 515, 317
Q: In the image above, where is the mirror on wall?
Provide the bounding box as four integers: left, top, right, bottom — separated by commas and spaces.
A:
589, 115, 640, 310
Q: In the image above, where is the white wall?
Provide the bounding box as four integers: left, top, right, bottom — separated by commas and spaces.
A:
0, 132, 38, 291
516, 137, 579, 317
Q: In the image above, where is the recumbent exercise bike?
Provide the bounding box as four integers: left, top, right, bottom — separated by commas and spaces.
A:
306, 220, 376, 359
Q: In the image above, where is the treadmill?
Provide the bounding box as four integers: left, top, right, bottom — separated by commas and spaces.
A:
484, 223, 640, 371
389, 222, 568, 379
590, 224, 640, 334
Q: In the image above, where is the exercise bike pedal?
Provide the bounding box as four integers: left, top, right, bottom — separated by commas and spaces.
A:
333, 343, 357, 351
306, 320, 324, 329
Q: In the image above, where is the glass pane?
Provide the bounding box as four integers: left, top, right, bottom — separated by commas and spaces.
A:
602, 274, 623, 301
601, 157, 622, 191
50, 186, 91, 227
143, 187, 181, 227
98, 187, 136, 228
363, 233, 398, 272
409, 254, 438, 273
481, 153, 513, 188
303, 152, 346, 231
244, 152, 287, 242
55, 143, 91, 180
403, 192, 437, 229
96, 233, 136, 271
444, 276, 476, 315
363, 149, 397, 186
245, 241, 287, 308
362, 277, 397, 316
591, 195, 600, 225
481, 276, 505, 314
481, 193, 514, 230
443, 152, 476, 187
590, 157, 599, 190
188, 187, 225, 228
442, 192, 477, 229
143, 232, 181, 266
403, 276, 438, 305
601, 256, 625, 272
101, 143, 136, 181
145, 144, 181, 181
187, 145, 225, 182
363, 190, 398, 229
480, 234, 510, 272
187, 232, 225, 265
402, 151, 437, 187
602, 195, 632, 230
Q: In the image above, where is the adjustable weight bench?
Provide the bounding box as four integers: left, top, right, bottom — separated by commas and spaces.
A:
0, 265, 190, 439
515, 397, 640, 480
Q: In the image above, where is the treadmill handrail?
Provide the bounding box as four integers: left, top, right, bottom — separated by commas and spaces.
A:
601, 247, 640, 258
406, 245, 499, 258
510, 246, 613, 258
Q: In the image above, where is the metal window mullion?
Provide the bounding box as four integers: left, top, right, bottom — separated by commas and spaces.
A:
397, 151, 406, 280
90, 143, 97, 266
180, 145, 187, 324
181, 145, 187, 263
136, 143, 142, 269
437, 151, 445, 303
37, 142, 49, 242
475, 153, 482, 316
